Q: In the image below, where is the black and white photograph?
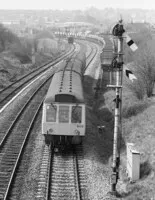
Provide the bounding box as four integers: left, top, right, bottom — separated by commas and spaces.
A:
0, 0, 154, 199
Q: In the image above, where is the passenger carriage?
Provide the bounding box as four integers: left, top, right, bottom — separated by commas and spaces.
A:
42, 52, 86, 145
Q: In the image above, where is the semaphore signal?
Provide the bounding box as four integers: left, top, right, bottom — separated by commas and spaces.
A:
124, 66, 137, 82
109, 19, 138, 196
112, 20, 138, 52
124, 33, 138, 52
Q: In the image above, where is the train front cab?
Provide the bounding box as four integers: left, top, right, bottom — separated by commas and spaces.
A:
68, 36, 74, 44
42, 103, 85, 145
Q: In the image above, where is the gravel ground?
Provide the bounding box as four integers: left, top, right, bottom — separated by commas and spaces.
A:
83, 43, 128, 199
9, 110, 44, 200
83, 45, 115, 200
20, 112, 44, 200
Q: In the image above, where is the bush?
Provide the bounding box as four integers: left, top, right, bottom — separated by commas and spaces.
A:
10, 43, 31, 63
104, 90, 115, 112
13, 52, 31, 63
35, 30, 55, 40
97, 106, 114, 122
122, 101, 148, 118
125, 76, 145, 100
125, 37, 155, 99
0, 23, 20, 51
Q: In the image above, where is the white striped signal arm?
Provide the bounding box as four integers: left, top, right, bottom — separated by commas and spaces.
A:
123, 32, 138, 52
123, 65, 137, 82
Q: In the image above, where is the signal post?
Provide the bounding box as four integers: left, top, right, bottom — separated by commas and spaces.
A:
108, 20, 125, 195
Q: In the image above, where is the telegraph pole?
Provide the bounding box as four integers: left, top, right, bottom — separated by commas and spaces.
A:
108, 19, 125, 195
31, 29, 35, 65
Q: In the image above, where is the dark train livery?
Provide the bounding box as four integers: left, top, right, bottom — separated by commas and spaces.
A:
42, 50, 86, 145
54, 31, 105, 46
68, 36, 74, 44
100, 35, 114, 70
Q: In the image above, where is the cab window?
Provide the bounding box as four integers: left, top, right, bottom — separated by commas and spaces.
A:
59, 106, 69, 123
46, 105, 57, 122
71, 106, 82, 123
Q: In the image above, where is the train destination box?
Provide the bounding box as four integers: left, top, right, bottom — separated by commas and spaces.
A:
126, 143, 140, 182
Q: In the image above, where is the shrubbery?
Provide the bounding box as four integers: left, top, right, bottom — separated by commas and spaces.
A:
0, 23, 33, 63
0, 24, 20, 52
124, 26, 155, 99
10, 42, 31, 64
122, 101, 148, 118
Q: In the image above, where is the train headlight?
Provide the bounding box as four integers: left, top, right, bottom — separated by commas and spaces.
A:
48, 128, 53, 134
74, 129, 80, 135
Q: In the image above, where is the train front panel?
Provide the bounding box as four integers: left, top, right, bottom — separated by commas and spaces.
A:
42, 103, 86, 137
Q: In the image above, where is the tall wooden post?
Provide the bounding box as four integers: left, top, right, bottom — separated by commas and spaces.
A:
31, 47, 35, 64
117, 35, 124, 163
109, 20, 124, 195
31, 30, 35, 65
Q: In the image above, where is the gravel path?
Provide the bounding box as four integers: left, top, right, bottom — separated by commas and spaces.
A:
83, 44, 114, 200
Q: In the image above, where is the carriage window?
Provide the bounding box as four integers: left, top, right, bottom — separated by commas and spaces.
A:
59, 106, 69, 123
46, 105, 57, 122
71, 106, 82, 123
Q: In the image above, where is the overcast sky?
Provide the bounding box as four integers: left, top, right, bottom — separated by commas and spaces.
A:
1, 0, 155, 10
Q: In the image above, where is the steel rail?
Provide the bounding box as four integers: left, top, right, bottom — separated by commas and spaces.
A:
85, 44, 98, 72
0, 71, 56, 199
48, 148, 82, 200
0, 73, 53, 148
73, 146, 82, 200
44, 43, 98, 200
45, 145, 53, 200
0, 41, 95, 199
3, 99, 44, 200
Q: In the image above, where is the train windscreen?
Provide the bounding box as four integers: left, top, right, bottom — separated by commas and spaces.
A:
46, 105, 57, 122
59, 106, 69, 123
71, 106, 82, 123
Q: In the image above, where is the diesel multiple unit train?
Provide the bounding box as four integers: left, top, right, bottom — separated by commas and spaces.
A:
68, 36, 74, 44
42, 50, 86, 145
55, 32, 105, 47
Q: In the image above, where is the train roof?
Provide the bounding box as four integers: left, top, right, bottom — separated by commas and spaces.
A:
44, 70, 84, 103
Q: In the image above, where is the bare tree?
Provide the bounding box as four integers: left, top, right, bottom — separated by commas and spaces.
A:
125, 73, 145, 100
134, 40, 155, 97
0, 23, 20, 51
124, 29, 155, 99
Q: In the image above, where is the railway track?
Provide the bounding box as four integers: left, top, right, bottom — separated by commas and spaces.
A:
35, 43, 98, 200
0, 42, 96, 148
86, 43, 98, 69
77, 39, 98, 72
0, 41, 98, 199
36, 145, 87, 200
1, 46, 88, 151
0, 72, 55, 199
0, 45, 75, 111
50, 146, 81, 200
